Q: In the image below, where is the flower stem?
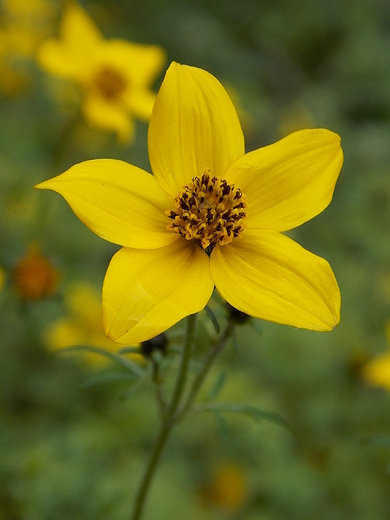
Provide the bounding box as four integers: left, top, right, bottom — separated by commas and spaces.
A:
151, 356, 167, 420
130, 313, 197, 520
175, 321, 235, 422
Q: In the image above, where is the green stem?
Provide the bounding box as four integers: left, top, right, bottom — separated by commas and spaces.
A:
130, 313, 197, 520
175, 321, 235, 422
151, 357, 167, 420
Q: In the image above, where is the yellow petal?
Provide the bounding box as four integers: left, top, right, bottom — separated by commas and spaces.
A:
38, 40, 91, 80
103, 240, 214, 343
96, 40, 165, 88
82, 95, 134, 143
35, 159, 177, 249
148, 62, 245, 197
61, 3, 102, 47
38, 3, 101, 80
362, 353, 390, 391
225, 129, 343, 231
123, 88, 156, 121
211, 230, 340, 331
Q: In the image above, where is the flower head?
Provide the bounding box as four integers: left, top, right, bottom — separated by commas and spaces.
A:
38, 2, 165, 142
361, 323, 390, 391
35, 62, 343, 344
13, 244, 59, 300
45, 282, 142, 365
0, 265, 5, 291
199, 463, 247, 512
0, 0, 56, 95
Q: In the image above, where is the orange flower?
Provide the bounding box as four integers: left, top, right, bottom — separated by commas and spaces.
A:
13, 244, 59, 300
200, 463, 247, 512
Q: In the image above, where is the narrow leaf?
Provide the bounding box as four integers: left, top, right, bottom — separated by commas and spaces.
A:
189, 360, 203, 375
197, 402, 291, 431
212, 411, 230, 443
250, 319, 263, 336
57, 345, 145, 377
231, 332, 239, 354
365, 435, 390, 447
208, 372, 227, 401
205, 305, 221, 334
119, 379, 145, 400
118, 346, 143, 355
83, 372, 139, 389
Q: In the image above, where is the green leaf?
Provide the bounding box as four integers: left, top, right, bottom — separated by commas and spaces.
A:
365, 435, 390, 448
208, 372, 227, 401
250, 319, 263, 336
83, 372, 139, 389
189, 359, 203, 374
196, 402, 291, 431
119, 379, 145, 400
204, 305, 221, 334
56, 345, 145, 378
231, 332, 239, 353
118, 346, 143, 355
212, 411, 230, 443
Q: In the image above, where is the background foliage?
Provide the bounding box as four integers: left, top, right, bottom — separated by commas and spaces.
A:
1, 0, 390, 519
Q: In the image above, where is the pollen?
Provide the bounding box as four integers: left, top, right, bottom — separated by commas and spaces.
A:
93, 66, 127, 99
166, 170, 247, 251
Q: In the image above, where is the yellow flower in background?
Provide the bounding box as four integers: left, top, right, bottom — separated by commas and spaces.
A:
0, 0, 56, 95
0, 0, 55, 57
199, 463, 247, 512
45, 282, 142, 365
36, 62, 343, 344
38, 2, 165, 142
362, 324, 390, 391
13, 244, 59, 300
0, 265, 5, 291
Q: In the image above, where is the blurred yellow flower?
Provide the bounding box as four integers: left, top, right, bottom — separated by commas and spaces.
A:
45, 281, 142, 365
362, 324, 390, 391
38, 2, 165, 142
0, 0, 55, 95
199, 463, 247, 512
0, 265, 5, 291
13, 244, 59, 300
36, 62, 342, 344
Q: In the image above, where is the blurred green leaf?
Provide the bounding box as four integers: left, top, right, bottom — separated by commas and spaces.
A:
118, 346, 144, 355
57, 345, 145, 378
365, 435, 390, 448
250, 319, 263, 336
231, 332, 239, 353
211, 410, 230, 443
196, 402, 291, 431
204, 304, 221, 334
189, 359, 203, 374
208, 372, 227, 401
82, 372, 139, 389
119, 379, 145, 400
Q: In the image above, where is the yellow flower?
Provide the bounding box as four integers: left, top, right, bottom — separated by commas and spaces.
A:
0, 0, 56, 95
0, 0, 55, 57
0, 265, 5, 291
199, 463, 247, 512
35, 62, 343, 344
362, 324, 390, 391
38, 2, 165, 142
45, 282, 142, 365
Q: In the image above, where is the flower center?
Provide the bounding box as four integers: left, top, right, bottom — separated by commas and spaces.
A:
93, 66, 127, 99
166, 171, 247, 252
